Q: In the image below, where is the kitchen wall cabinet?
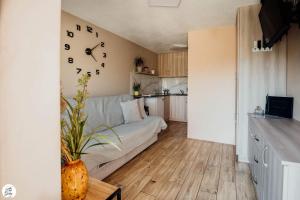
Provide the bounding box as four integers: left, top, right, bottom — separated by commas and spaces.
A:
248, 115, 300, 200
158, 51, 188, 77
169, 96, 187, 122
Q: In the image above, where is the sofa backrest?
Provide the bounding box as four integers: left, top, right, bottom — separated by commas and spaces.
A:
65, 94, 132, 133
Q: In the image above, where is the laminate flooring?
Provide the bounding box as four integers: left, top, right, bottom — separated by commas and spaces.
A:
104, 122, 256, 200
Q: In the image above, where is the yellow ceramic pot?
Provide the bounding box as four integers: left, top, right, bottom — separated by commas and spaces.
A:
61, 160, 89, 200
134, 91, 139, 96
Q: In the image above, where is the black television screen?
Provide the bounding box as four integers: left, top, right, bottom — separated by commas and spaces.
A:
265, 96, 294, 118
259, 0, 290, 47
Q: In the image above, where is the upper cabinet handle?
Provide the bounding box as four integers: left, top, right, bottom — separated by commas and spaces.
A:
255, 136, 260, 142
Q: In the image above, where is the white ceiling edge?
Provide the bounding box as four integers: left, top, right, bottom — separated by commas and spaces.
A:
62, 8, 189, 53
60, 9, 234, 54
62, 0, 259, 53
148, 0, 182, 7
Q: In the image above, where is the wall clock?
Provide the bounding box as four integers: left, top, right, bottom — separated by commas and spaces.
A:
63, 23, 107, 78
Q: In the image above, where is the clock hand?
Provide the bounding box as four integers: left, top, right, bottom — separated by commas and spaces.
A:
91, 52, 97, 62
91, 43, 100, 51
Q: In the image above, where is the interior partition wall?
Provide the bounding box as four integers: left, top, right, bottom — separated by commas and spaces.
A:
0, 0, 61, 199
237, 4, 287, 162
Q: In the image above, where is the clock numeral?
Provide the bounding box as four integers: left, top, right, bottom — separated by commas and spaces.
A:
101, 63, 105, 68
67, 30, 74, 38
76, 24, 81, 31
96, 32, 99, 38
68, 57, 74, 64
96, 69, 100, 75
64, 44, 70, 50
76, 68, 82, 74
101, 42, 105, 47
87, 26, 93, 33
87, 72, 91, 77
103, 53, 107, 58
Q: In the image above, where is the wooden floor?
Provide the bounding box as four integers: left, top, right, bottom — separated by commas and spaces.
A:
104, 122, 256, 200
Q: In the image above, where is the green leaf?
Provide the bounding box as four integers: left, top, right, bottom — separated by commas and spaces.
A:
60, 74, 121, 161
62, 96, 74, 113
78, 117, 88, 140
78, 135, 92, 154
93, 124, 122, 143
85, 142, 109, 150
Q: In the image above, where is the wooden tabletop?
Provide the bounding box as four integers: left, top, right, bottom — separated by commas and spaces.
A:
85, 177, 119, 200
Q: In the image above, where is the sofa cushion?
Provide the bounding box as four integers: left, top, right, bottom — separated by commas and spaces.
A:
120, 99, 142, 124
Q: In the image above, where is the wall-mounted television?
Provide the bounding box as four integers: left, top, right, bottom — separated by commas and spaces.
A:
259, 0, 291, 48
259, 0, 300, 48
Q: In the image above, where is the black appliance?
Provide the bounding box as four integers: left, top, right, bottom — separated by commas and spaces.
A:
265, 96, 294, 118
259, 0, 300, 48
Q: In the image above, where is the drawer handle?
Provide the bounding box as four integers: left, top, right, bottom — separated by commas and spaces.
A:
254, 157, 259, 163
253, 176, 258, 185
254, 136, 260, 142
253, 179, 258, 185
262, 145, 268, 168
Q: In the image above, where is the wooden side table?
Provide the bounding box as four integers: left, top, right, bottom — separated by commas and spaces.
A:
85, 178, 121, 200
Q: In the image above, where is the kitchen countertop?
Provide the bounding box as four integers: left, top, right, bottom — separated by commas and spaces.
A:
134, 93, 188, 98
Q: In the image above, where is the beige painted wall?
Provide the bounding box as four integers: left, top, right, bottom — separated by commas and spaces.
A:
61, 11, 157, 97
188, 26, 236, 145
287, 25, 300, 121
0, 0, 61, 199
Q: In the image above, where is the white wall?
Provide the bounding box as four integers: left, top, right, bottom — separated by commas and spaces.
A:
0, 0, 61, 199
188, 26, 236, 145
287, 25, 300, 121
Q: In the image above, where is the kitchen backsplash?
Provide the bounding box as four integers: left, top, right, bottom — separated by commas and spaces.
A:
131, 73, 162, 94
131, 73, 188, 94
161, 78, 188, 94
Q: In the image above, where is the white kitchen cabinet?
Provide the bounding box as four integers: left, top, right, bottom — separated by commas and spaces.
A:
164, 96, 170, 121
145, 97, 164, 119
169, 96, 187, 122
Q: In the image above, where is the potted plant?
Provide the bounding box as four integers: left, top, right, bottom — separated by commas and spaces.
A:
132, 82, 141, 96
134, 57, 144, 73
60, 74, 120, 200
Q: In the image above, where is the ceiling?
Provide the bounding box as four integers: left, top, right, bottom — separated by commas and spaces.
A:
62, 0, 258, 53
